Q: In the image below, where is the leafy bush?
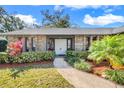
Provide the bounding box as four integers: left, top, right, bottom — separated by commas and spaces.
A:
104, 69, 124, 85
11, 51, 55, 63
74, 60, 92, 72
66, 51, 88, 59
88, 35, 124, 69
67, 57, 81, 66
0, 52, 8, 63
66, 51, 88, 67
0, 51, 55, 64
0, 39, 8, 52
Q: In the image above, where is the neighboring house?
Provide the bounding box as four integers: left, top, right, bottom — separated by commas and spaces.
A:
0, 27, 124, 55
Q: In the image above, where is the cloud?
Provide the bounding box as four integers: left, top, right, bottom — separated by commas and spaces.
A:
54, 5, 103, 11
83, 14, 124, 26
54, 5, 64, 12
104, 6, 120, 13
104, 9, 114, 13
64, 5, 102, 10
15, 14, 38, 25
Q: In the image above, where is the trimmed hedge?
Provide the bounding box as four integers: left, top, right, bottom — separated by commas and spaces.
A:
0, 51, 55, 64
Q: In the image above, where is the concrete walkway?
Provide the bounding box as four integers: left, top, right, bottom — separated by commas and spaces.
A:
53, 57, 123, 88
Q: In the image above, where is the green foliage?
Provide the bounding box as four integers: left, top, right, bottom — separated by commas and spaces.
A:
66, 50, 88, 59
74, 60, 92, 72
0, 7, 25, 32
0, 51, 55, 64
88, 35, 124, 68
67, 57, 81, 66
0, 39, 8, 52
66, 51, 88, 66
41, 9, 71, 28
105, 69, 124, 85
10, 67, 31, 79
0, 52, 8, 63
66, 51, 92, 72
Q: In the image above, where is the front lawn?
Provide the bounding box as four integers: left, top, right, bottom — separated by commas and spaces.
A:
0, 64, 73, 88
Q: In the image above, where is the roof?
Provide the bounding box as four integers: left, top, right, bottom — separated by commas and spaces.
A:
0, 26, 124, 36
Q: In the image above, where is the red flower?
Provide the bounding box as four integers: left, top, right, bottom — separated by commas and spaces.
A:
8, 40, 23, 56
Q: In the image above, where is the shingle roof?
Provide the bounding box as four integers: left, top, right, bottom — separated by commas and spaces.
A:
0, 26, 124, 36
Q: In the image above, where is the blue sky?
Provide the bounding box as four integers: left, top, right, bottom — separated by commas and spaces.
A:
1, 5, 124, 28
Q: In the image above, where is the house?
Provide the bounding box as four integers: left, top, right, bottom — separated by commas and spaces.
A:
0, 26, 124, 55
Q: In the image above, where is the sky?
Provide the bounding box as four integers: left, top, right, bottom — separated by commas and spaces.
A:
1, 5, 124, 28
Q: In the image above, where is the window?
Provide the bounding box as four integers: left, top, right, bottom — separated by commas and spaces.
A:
48, 38, 54, 50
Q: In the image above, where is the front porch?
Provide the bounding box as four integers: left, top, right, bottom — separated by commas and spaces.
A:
7, 35, 103, 55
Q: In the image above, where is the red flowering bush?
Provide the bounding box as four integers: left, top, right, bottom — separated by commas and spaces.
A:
8, 40, 23, 56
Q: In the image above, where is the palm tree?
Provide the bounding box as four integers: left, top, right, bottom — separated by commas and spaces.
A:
88, 35, 124, 69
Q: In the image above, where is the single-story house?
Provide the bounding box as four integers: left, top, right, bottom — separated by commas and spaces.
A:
0, 26, 124, 55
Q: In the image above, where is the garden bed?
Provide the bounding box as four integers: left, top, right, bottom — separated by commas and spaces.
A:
0, 61, 53, 69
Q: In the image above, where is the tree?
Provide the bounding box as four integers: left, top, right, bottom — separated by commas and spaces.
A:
0, 7, 25, 32
88, 35, 124, 69
41, 10, 71, 28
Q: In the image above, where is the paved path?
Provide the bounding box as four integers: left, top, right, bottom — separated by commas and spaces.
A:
53, 57, 123, 88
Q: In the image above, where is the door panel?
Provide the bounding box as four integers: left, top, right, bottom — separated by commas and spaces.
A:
55, 39, 67, 55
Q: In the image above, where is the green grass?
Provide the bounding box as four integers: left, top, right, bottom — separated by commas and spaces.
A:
0, 64, 73, 88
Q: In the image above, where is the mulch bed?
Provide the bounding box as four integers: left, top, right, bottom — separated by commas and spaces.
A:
86, 60, 112, 76
0, 61, 53, 69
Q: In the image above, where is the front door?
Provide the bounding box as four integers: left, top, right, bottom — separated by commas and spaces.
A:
55, 39, 67, 55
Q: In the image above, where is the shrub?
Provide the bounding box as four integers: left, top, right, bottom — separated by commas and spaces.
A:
66, 50, 89, 59
88, 35, 124, 69
104, 69, 124, 85
11, 51, 55, 63
0, 39, 8, 52
0, 51, 55, 64
66, 51, 89, 66
0, 52, 8, 63
67, 57, 81, 66
74, 60, 92, 72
